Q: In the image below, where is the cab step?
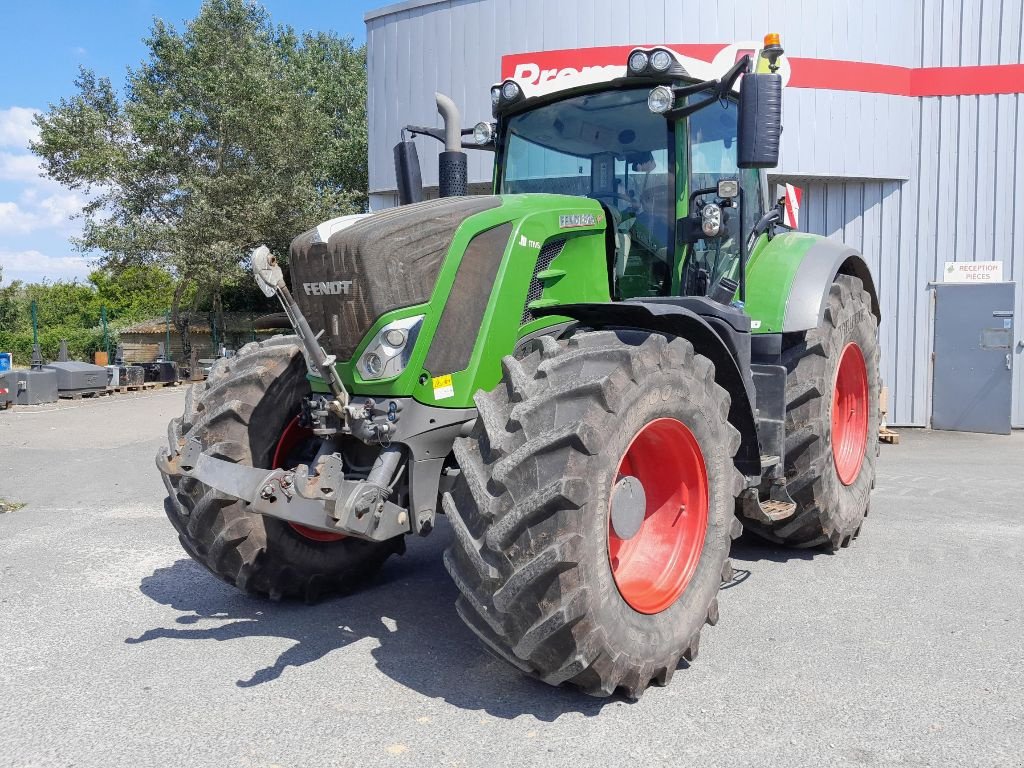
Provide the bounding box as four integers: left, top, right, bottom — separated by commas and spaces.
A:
738, 488, 798, 524
758, 499, 797, 521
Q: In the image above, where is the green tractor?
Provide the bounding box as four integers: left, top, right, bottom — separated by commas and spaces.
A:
157, 36, 879, 698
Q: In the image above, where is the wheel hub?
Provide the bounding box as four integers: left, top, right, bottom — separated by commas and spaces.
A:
610, 475, 646, 540
831, 342, 869, 485
608, 417, 709, 615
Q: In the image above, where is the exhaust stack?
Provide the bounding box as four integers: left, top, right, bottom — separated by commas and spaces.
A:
435, 92, 467, 197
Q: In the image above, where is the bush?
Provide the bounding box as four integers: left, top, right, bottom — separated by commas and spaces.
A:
0, 327, 118, 366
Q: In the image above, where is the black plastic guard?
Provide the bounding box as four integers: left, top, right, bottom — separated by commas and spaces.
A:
534, 302, 761, 477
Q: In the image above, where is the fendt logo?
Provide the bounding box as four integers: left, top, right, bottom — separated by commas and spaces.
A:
303, 280, 353, 296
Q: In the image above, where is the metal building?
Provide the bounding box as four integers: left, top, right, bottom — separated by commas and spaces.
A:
365, 0, 1024, 427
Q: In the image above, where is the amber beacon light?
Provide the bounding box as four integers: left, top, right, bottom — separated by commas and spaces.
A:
762, 32, 784, 72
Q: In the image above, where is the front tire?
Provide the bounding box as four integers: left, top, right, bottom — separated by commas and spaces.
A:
443, 331, 743, 698
161, 336, 403, 601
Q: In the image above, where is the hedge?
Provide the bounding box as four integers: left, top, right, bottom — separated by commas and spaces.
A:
0, 327, 120, 366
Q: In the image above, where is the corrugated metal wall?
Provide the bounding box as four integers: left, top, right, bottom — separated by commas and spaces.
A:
366, 0, 1024, 427
784, 0, 1024, 427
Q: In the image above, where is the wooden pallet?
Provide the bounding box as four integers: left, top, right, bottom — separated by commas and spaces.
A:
879, 426, 900, 444
59, 389, 109, 400
878, 385, 899, 444
107, 386, 129, 395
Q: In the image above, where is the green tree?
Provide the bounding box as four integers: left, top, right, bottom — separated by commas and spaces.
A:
31, 0, 367, 355
88, 265, 183, 323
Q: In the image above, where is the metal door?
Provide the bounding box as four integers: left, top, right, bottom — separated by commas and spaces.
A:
931, 282, 1015, 434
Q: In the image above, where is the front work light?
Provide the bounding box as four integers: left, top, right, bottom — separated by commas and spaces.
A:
490, 86, 502, 106
648, 85, 674, 114
650, 49, 673, 72
628, 51, 649, 73
501, 80, 521, 101
473, 121, 495, 145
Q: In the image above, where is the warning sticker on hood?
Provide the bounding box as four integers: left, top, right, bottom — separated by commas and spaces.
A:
432, 374, 454, 400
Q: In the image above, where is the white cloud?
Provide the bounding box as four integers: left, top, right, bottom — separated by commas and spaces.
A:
0, 107, 40, 150
0, 151, 42, 183
0, 190, 83, 234
0, 201, 38, 233
0, 249, 92, 284
37, 190, 86, 226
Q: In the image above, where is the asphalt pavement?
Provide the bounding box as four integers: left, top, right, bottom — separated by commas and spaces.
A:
1, 388, 1021, 767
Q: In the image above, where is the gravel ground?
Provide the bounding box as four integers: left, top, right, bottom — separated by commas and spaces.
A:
1, 388, 1021, 768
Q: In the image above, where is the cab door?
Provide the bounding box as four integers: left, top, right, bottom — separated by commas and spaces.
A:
677, 98, 765, 297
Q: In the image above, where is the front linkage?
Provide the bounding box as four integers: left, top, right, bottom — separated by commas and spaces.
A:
158, 433, 408, 541
156, 246, 474, 543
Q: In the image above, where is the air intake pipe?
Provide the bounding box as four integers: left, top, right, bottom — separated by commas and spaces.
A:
435, 92, 467, 197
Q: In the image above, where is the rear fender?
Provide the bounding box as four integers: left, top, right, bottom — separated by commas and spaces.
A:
535, 302, 760, 477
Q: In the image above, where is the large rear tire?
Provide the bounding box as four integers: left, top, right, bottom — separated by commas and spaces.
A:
443, 331, 743, 698
744, 275, 880, 549
161, 336, 403, 601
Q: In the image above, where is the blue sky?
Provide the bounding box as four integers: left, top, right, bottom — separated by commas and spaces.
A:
0, 0, 382, 285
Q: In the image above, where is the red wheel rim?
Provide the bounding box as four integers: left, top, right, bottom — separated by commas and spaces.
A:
831, 342, 869, 486
608, 417, 709, 615
273, 415, 346, 543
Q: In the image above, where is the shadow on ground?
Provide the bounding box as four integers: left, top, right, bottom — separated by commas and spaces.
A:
729, 530, 825, 564
126, 523, 615, 721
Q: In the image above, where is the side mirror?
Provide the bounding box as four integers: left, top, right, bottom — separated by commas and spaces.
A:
393, 140, 424, 205
737, 73, 782, 169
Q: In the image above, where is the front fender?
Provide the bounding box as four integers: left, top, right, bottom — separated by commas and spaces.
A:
746, 232, 880, 333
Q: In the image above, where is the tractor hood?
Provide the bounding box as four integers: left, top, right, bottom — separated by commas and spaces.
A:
289, 196, 501, 360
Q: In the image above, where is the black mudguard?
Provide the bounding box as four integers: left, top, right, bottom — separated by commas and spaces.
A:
535, 301, 761, 478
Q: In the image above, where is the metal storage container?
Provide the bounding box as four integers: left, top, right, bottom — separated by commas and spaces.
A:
140, 360, 178, 384
10, 369, 58, 405
107, 365, 146, 387
0, 372, 13, 409
43, 361, 108, 397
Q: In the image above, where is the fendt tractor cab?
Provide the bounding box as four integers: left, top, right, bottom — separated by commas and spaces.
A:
158, 35, 881, 698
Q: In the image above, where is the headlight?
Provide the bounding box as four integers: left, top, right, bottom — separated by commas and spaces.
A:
473, 121, 495, 145
501, 80, 520, 101
648, 85, 674, 114
701, 203, 723, 237
358, 315, 424, 380
628, 51, 649, 73
363, 353, 383, 377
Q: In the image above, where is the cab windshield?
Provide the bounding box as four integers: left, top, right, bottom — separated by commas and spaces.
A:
499, 87, 674, 296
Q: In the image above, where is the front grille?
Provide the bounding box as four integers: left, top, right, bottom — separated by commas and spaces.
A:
520, 239, 566, 325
